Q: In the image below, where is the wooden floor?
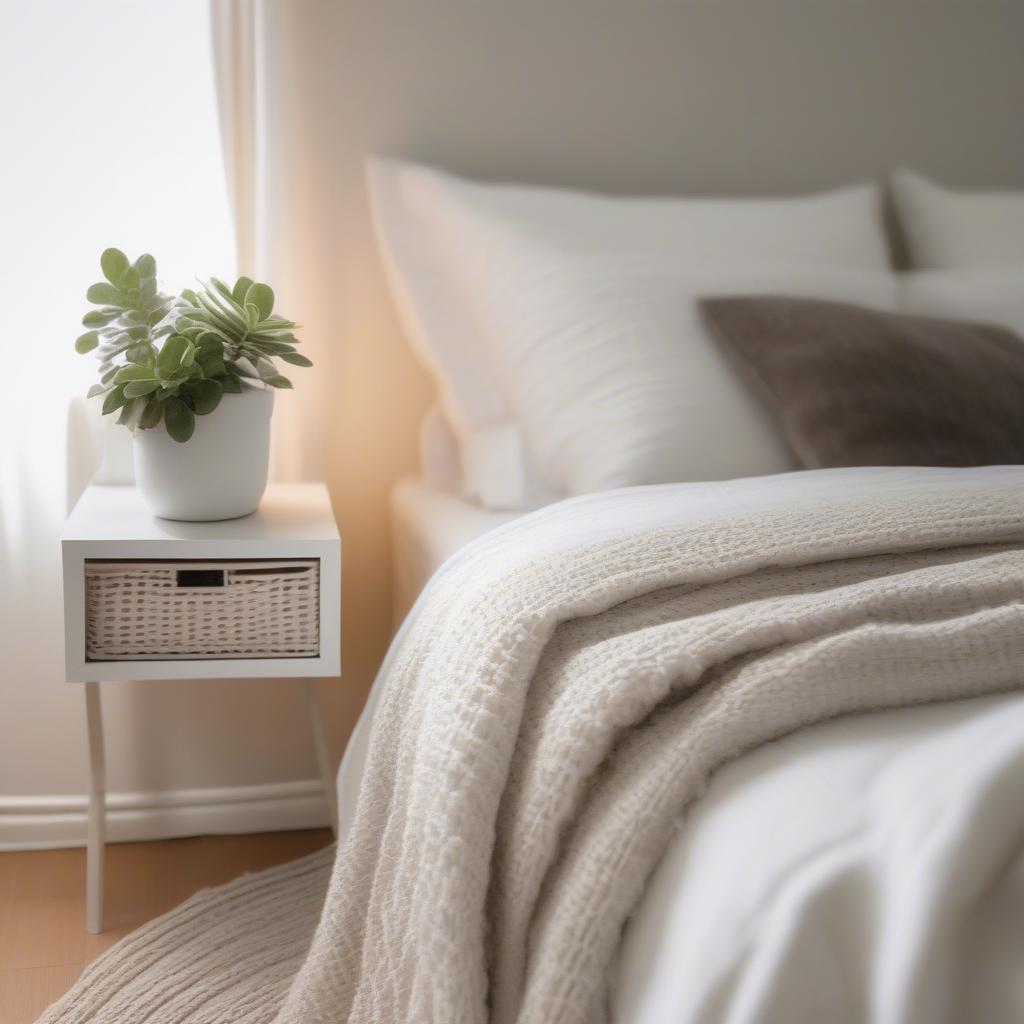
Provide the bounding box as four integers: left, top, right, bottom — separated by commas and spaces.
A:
0, 829, 333, 1024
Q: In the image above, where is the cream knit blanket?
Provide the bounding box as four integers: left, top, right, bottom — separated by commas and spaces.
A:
42, 468, 1024, 1024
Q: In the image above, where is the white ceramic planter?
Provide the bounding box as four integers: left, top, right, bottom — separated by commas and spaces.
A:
133, 387, 274, 521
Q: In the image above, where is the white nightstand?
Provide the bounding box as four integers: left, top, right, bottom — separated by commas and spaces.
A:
61, 482, 341, 933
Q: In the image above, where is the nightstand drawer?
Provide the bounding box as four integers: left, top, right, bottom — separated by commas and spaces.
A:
84, 560, 320, 661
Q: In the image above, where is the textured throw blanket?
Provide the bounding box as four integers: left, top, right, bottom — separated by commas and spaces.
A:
42, 467, 1024, 1024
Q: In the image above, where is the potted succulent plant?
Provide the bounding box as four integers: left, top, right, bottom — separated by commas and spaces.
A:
76, 248, 311, 521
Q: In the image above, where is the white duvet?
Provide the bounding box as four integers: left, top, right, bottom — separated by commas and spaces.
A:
338, 467, 1024, 1024
613, 693, 1024, 1024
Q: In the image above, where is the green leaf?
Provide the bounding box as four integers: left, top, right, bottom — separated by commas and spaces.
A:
244, 302, 261, 327
100, 248, 129, 286
134, 253, 156, 278
196, 287, 248, 330
220, 372, 243, 393
196, 332, 222, 354
174, 318, 213, 338
252, 356, 276, 378
87, 282, 125, 306
185, 378, 223, 415
157, 335, 194, 374
263, 374, 293, 389
198, 354, 226, 379
163, 396, 195, 442
244, 282, 274, 321
117, 396, 144, 427
138, 398, 163, 430
100, 365, 119, 384
248, 328, 298, 344
195, 324, 235, 346
195, 333, 226, 372
169, 360, 200, 382
125, 343, 155, 365
232, 276, 254, 305
246, 339, 298, 355
75, 331, 100, 354
114, 363, 155, 383
86, 383, 110, 399
121, 267, 141, 292
203, 284, 249, 319
227, 359, 257, 379
82, 309, 117, 328
211, 277, 233, 299
102, 386, 127, 415
123, 380, 161, 398
279, 351, 313, 367
98, 326, 129, 340
97, 339, 132, 360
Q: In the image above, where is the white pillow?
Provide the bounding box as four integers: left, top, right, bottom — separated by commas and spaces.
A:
465, 253, 897, 494
900, 267, 1024, 337
891, 170, 1024, 270
417, 407, 556, 509
368, 159, 890, 504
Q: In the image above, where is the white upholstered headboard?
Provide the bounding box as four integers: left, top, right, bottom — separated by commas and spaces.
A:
252, 0, 1024, 728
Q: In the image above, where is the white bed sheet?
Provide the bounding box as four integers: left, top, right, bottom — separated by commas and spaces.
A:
362, 471, 1024, 1022
390, 476, 521, 625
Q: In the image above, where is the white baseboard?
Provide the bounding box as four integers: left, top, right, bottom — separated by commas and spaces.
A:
0, 779, 331, 851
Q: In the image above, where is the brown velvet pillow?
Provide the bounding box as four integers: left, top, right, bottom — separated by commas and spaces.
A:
699, 296, 1024, 469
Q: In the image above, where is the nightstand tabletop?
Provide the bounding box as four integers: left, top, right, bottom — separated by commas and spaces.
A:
63, 482, 338, 554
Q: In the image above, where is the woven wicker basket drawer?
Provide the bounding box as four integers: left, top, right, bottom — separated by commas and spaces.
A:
84, 560, 320, 661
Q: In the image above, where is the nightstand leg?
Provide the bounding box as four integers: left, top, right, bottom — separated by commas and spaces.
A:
305, 679, 338, 836
84, 681, 106, 934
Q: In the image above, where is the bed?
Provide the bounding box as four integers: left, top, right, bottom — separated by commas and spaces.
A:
358, 161, 1024, 1023
388, 460, 1024, 1024
391, 475, 521, 625
371, 470, 1024, 1024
